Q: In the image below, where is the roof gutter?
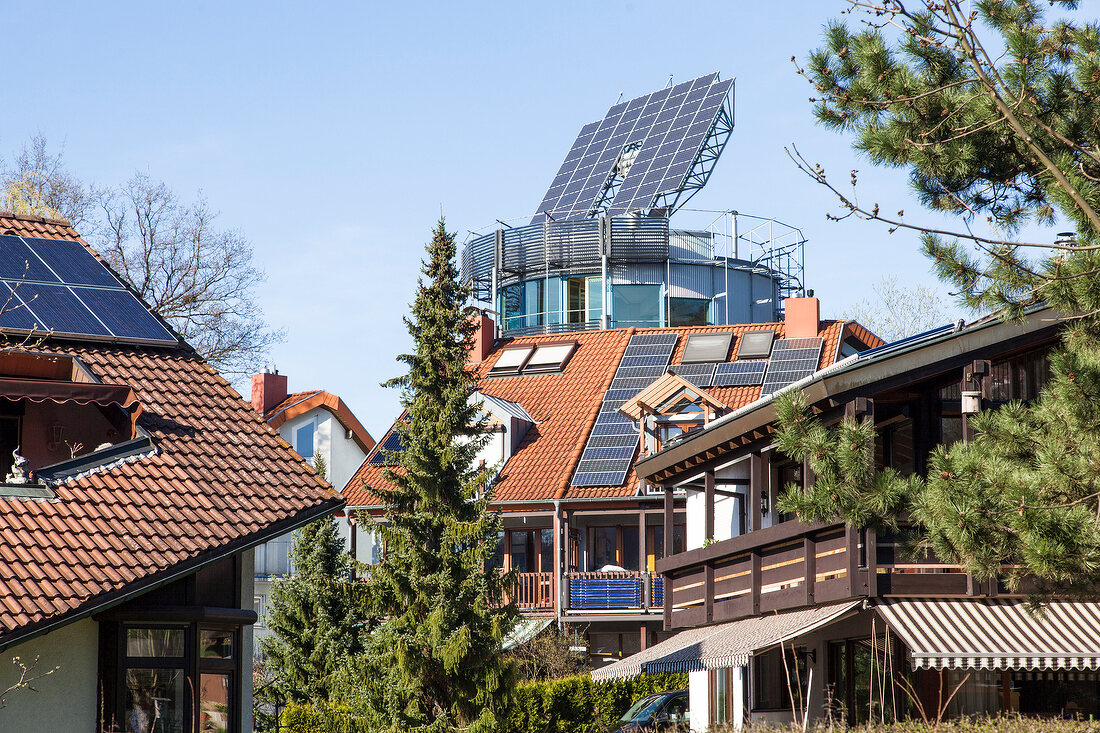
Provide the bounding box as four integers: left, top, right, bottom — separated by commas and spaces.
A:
0, 496, 344, 653
636, 308, 1063, 481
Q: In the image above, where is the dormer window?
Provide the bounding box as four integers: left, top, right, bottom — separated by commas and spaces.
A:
0, 351, 144, 485
619, 372, 727, 457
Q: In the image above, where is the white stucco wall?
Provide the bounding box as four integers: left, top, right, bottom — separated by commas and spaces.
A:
0, 618, 98, 731
685, 458, 750, 550
688, 669, 708, 731
278, 408, 367, 492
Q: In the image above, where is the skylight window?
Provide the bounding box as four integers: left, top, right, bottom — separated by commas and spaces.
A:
680, 332, 733, 363
523, 342, 577, 373
488, 346, 534, 375
736, 330, 775, 360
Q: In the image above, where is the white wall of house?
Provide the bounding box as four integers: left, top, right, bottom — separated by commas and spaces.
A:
688, 669, 709, 731
685, 459, 750, 551
0, 618, 99, 731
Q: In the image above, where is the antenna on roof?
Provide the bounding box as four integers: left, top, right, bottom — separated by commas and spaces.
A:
615, 91, 623, 103
665, 75, 674, 88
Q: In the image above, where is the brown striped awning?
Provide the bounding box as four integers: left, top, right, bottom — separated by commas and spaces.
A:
592, 600, 861, 681
875, 598, 1100, 671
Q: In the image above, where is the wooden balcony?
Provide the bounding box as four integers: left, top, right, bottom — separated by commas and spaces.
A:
509, 571, 554, 612
655, 519, 996, 630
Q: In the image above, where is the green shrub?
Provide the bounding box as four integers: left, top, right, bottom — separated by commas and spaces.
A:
504, 672, 688, 733
278, 701, 370, 733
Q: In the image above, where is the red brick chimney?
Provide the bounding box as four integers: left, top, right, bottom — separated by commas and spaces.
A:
252, 368, 288, 415
784, 294, 820, 339
469, 312, 496, 364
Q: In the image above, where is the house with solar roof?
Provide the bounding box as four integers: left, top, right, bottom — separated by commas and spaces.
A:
345, 300, 881, 664
345, 72, 882, 664
0, 211, 341, 732
592, 307, 1100, 728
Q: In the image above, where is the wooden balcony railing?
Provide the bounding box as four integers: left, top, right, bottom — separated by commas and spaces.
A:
509, 571, 554, 611
656, 520, 997, 629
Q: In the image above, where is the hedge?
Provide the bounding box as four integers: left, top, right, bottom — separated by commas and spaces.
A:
275, 672, 687, 733
504, 672, 688, 733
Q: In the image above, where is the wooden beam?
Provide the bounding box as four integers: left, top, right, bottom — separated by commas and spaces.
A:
704, 470, 715, 542
750, 552, 762, 615
663, 485, 674, 560
804, 536, 816, 605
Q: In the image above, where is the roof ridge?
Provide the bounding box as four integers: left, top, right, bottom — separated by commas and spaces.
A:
0, 210, 73, 227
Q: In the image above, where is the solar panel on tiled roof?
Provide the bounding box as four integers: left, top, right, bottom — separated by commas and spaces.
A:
713, 360, 768, 387
0, 235, 175, 345
759, 338, 823, 396
367, 429, 405, 466
571, 332, 678, 487
670, 363, 717, 388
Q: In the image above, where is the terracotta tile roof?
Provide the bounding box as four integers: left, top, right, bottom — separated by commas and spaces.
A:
264, 390, 375, 453
345, 319, 872, 508
0, 215, 342, 645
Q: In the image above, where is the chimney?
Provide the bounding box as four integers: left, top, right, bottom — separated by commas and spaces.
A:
252, 367, 288, 415
783, 292, 820, 339
469, 311, 496, 364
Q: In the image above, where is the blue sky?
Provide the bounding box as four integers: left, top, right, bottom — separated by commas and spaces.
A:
8, 1, 1001, 436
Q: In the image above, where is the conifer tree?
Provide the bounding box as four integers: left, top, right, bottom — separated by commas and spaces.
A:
356, 218, 516, 732
775, 1, 1100, 593
258, 506, 364, 705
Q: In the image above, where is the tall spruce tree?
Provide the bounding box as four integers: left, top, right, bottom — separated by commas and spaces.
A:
258, 506, 364, 705
356, 218, 516, 732
775, 1, 1100, 594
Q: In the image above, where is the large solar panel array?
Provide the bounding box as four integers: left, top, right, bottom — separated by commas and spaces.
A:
571, 333, 679, 487
759, 338, 824, 396
0, 235, 176, 345
534, 74, 734, 222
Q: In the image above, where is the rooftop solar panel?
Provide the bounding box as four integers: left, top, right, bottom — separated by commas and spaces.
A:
534, 74, 733, 222
21, 238, 122, 287
571, 332, 678, 487
713, 360, 767, 387
69, 287, 176, 343
0, 235, 178, 346
0, 235, 60, 283
759, 338, 824, 396
367, 428, 405, 466
670, 363, 716, 388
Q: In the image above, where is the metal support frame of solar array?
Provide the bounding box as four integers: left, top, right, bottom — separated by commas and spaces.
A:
0, 235, 175, 345
533, 73, 735, 224
570, 333, 679, 487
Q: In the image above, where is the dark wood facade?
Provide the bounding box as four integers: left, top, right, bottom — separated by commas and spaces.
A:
641, 310, 1064, 632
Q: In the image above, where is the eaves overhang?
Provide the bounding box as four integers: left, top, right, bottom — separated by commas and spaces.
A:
637, 308, 1065, 485
0, 495, 345, 654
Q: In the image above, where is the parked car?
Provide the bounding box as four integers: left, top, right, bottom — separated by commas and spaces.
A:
612, 689, 689, 731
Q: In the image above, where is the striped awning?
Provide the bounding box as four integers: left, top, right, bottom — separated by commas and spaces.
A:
592, 600, 861, 682
875, 598, 1100, 671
